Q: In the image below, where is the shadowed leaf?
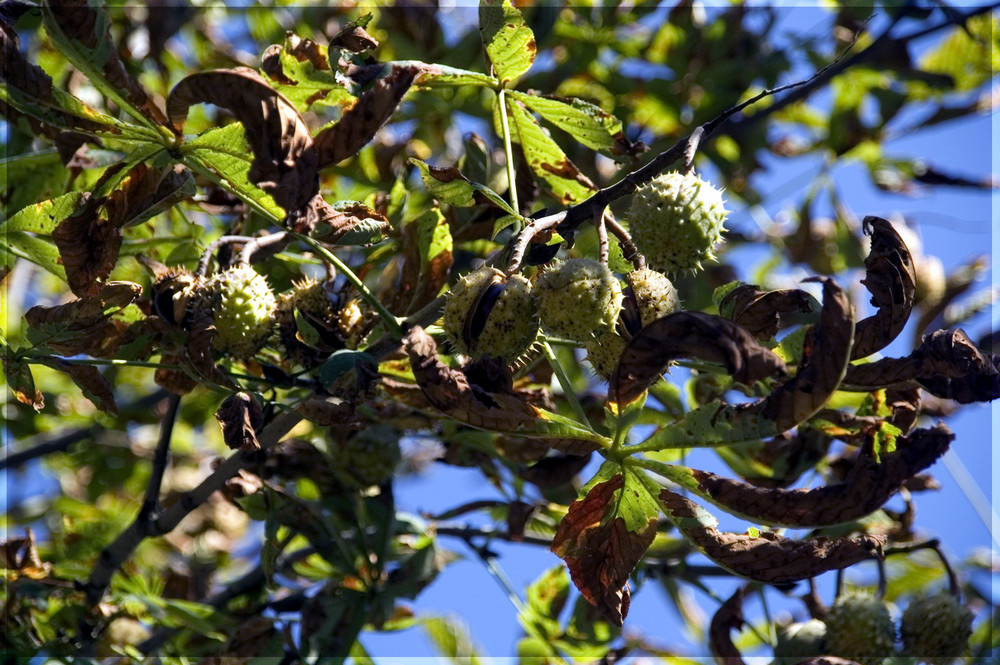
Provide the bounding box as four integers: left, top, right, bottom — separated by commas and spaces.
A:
612, 312, 788, 406
658, 489, 884, 584
216, 392, 264, 450
168, 68, 318, 214
42, 0, 168, 128
709, 585, 749, 665
52, 160, 192, 296
2, 354, 43, 411
36, 357, 118, 414
24, 281, 141, 357
851, 217, 916, 360
718, 284, 819, 341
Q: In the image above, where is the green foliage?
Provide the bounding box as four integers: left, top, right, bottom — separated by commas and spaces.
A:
1, 2, 996, 662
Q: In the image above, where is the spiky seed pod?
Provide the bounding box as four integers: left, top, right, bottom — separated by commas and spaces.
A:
628, 171, 728, 274
327, 424, 401, 488
151, 268, 200, 326
533, 258, 622, 342
443, 266, 539, 361
585, 330, 627, 380
824, 591, 897, 665
200, 265, 277, 359
773, 619, 827, 660
619, 268, 680, 336
900, 593, 973, 664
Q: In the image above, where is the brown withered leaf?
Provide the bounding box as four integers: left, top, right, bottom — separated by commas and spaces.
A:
2, 354, 43, 411
1, 10, 54, 103
851, 217, 916, 360
329, 19, 378, 53
216, 392, 264, 450
403, 326, 537, 430
24, 281, 141, 357
36, 357, 117, 415
760, 279, 854, 431
314, 63, 421, 167
612, 312, 788, 406
709, 585, 750, 665
659, 490, 884, 584
167, 68, 318, 213
551, 475, 656, 626
186, 309, 234, 388
309, 199, 390, 244
155, 360, 198, 396
295, 396, 357, 426
0, 528, 53, 580
718, 284, 817, 340
53, 163, 191, 296
689, 424, 954, 527
843, 328, 1000, 404
43, 0, 168, 126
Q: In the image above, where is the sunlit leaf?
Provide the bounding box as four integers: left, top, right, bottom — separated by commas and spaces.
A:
479, 0, 536, 86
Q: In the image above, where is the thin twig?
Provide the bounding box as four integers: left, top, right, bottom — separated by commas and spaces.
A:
138, 394, 181, 524
604, 214, 645, 270
596, 212, 610, 265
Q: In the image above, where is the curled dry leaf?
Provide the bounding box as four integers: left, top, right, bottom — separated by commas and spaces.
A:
612, 312, 789, 406
520, 453, 591, 488
0, 529, 52, 580
52, 163, 191, 296
216, 392, 264, 450
295, 396, 357, 426
718, 284, 818, 340
154, 357, 198, 396
658, 489, 884, 584
851, 216, 916, 360
551, 474, 656, 626
709, 584, 750, 665
313, 63, 421, 167
760, 278, 854, 431
43, 0, 168, 126
167, 68, 318, 214
687, 424, 953, 527
843, 328, 1000, 403
309, 199, 390, 244
403, 326, 536, 430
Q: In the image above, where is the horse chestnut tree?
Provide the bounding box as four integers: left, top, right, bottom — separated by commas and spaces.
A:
1, 1, 996, 662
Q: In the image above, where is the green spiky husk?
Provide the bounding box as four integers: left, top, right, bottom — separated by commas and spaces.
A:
628, 171, 728, 274
203, 266, 277, 359
534, 259, 622, 342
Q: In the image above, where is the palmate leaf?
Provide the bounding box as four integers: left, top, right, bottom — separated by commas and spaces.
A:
509, 90, 635, 157
503, 98, 596, 204
169, 67, 318, 214
479, 0, 535, 86
550, 465, 659, 626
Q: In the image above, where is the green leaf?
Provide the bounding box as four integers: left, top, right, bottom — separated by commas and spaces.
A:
479, 0, 536, 86
422, 616, 483, 664
1, 150, 68, 216
1, 192, 90, 234
2, 230, 67, 279
919, 13, 999, 92
410, 158, 517, 215
504, 98, 596, 204
0, 84, 158, 143
520, 565, 570, 640
410, 205, 454, 306
319, 349, 377, 389
260, 34, 356, 113
415, 63, 498, 88
631, 400, 780, 450
509, 91, 628, 156
336, 217, 391, 245
182, 123, 285, 221
42, 0, 169, 131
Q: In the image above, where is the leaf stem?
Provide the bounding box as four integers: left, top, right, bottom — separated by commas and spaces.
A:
291, 232, 403, 340
497, 90, 520, 222
540, 340, 591, 430
23, 356, 183, 371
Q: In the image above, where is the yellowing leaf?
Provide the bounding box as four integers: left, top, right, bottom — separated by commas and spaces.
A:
479, 0, 535, 86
